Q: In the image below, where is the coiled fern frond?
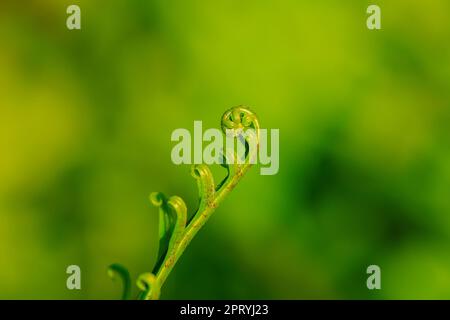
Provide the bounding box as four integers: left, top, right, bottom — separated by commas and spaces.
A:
108, 106, 260, 299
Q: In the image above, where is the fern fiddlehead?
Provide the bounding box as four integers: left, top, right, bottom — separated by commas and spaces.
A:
108, 106, 260, 300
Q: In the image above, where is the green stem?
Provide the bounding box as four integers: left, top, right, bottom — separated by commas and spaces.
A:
109, 106, 260, 300
152, 163, 253, 296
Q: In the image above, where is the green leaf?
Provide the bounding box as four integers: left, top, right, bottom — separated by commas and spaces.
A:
107, 263, 132, 300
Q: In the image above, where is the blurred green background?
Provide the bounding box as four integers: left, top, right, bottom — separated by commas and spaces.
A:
0, 0, 449, 299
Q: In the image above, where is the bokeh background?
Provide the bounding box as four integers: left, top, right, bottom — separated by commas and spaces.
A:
0, 0, 449, 299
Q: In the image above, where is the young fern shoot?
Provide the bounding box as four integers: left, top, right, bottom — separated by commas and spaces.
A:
108, 106, 260, 300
